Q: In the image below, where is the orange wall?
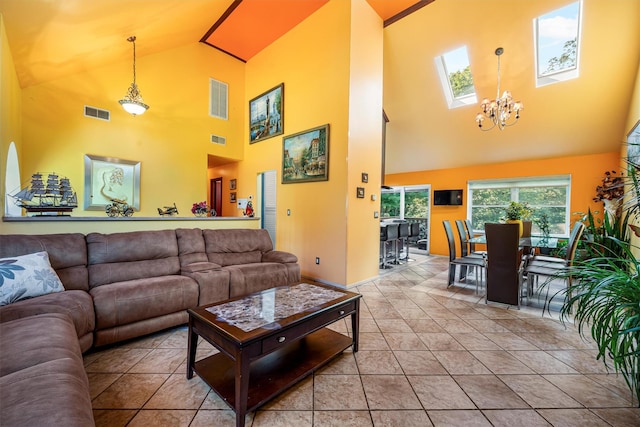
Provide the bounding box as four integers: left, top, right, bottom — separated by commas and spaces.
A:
208, 162, 241, 217
386, 151, 621, 256
241, 0, 353, 285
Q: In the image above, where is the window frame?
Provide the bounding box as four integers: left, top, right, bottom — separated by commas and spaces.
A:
533, 0, 583, 88
435, 46, 477, 109
467, 175, 572, 237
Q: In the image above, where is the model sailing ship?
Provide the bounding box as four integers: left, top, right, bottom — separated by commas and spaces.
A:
10, 172, 78, 215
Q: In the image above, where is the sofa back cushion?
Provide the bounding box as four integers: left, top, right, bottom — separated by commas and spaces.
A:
87, 230, 180, 288
203, 229, 273, 266
176, 228, 208, 267
0, 233, 88, 291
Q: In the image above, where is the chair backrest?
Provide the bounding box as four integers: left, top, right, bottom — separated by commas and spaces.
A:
484, 222, 521, 306
398, 222, 410, 238
565, 222, 586, 264
383, 223, 399, 241
442, 220, 457, 262
410, 222, 420, 237
455, 219, 470, 256
464, 219, 474, 236
464, 219, 478, 252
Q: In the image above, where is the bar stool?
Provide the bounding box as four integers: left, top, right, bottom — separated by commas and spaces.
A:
396, 222, 411, 263
380, 223, 399, 269
407, 222, 421, 261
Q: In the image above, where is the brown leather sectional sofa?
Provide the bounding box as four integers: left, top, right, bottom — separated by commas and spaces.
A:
0, 228, 300, 426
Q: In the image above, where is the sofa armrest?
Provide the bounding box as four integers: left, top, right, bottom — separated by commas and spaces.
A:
181, 262, 221, 274
262, 250, 298, 264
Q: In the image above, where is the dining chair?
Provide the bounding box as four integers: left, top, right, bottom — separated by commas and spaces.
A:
484, 222, 525, 308
464, 219, 487, 257
455, 219, 484, 280
443, 220, 486, 293
524, 222, 585, 296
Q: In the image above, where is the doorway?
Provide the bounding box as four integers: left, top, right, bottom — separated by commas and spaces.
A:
209, 178, 222, 216
257, 170, 277, 246
381, 185, 431, 253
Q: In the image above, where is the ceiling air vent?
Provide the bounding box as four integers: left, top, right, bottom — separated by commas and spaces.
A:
210, 134, 226, 145
84, 106, 110, 121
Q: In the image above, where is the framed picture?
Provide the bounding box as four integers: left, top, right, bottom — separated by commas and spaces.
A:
249, 83, 284, 143
357, 187, 365, 198
361, 172, 368, 183
282, 124, 330, 184
230, 192, 237, 203
84, 155, 140, 210
230, 179, 237, 190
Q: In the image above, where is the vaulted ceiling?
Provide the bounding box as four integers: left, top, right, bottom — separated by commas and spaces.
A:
0, 0, 423, 87
1, 0, 639, 174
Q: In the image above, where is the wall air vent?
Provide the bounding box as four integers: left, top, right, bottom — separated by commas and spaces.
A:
84, 105, 110, 121
210, 134, 226, 145
209, 78, 228, 120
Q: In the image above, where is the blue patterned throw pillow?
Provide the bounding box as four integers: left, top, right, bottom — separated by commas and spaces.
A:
0, 251, 64, 306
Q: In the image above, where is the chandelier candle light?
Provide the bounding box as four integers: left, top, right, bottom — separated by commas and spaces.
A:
475, 47, 522, 131
119, 36, 149, 116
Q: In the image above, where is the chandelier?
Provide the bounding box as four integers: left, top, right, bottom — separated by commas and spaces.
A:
475, 47, 522, 131
119, 36, 149, 116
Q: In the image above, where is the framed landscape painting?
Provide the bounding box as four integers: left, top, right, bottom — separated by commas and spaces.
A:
282, 124, 329, 184
249, 83, 284, 143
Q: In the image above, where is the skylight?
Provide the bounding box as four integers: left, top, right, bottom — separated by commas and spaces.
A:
435, 46, 477, 109
534, 1, 582, 87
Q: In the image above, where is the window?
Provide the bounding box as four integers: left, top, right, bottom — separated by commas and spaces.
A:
534, 1, 582, 87
468, 175, 571, 236
209, 78, 228, 119
435, 46, 477, 109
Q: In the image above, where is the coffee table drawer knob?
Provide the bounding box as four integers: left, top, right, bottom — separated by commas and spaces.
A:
278, 336, 286, 343
339, 310, 345, 315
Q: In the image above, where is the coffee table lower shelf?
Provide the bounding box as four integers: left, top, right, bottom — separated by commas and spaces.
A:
194, 327, 352, 412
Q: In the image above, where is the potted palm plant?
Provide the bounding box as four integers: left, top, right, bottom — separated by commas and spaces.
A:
542, 162, 640, 405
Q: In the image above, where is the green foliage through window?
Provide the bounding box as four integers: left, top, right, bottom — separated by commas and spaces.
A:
469, 177, 570, 235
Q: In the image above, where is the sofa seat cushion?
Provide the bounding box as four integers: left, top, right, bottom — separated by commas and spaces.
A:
90, 275, 199, 329
0, 290, 95, 348
226, 263, 289, 297
0, 313, 83, 376
0, 357, 94, 427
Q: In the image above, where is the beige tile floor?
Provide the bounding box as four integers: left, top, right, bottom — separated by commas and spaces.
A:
84, 253, 640, 426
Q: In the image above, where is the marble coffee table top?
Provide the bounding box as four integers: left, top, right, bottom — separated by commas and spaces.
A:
205, 283, 346, 332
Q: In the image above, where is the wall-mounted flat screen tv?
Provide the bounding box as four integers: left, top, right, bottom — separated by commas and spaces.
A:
433, 189, 463, 206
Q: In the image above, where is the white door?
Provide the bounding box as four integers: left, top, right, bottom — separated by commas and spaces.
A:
260, 170, 277, 247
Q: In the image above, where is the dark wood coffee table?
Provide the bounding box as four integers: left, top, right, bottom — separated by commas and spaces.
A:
186, 282, 361, 427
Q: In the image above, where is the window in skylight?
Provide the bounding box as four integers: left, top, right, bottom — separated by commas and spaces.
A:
534, 1, 582, 87
435, 46, 477, 109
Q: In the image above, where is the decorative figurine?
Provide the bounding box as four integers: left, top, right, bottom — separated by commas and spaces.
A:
9, 172, 78, 216
105, 199, 134, 217
244, 196, 254, 217
158, 203, 178, 216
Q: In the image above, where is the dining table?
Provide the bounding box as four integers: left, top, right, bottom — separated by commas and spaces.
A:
469, 235, 559, 249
